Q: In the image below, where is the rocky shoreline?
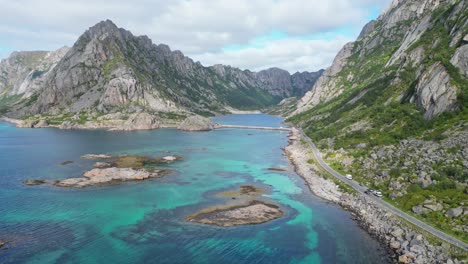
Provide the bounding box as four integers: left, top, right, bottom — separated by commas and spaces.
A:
0, 113, 221, 132
285, 128, 465, 264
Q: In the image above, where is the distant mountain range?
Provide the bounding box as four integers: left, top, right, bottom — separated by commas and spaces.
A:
0, 20, 323, 118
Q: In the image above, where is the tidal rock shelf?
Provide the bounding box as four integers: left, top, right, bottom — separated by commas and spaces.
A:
55, 167, 170, 188
187, 200, 284, 227
216, 185, 267, 198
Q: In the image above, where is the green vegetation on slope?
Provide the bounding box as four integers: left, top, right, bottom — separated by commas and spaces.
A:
288, 2, 468, 242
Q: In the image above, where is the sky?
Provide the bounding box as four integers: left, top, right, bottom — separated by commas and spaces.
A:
0, 0, 392, 73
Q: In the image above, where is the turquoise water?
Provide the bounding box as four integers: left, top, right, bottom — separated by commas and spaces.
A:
0, 114, 389, 263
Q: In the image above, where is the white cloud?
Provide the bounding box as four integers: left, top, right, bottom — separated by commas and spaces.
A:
0, 0, 392, 72
194, 37, 354, 72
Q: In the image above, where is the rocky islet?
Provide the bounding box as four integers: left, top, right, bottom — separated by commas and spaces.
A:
186, 200, 284, 227
24, 154, 181, 188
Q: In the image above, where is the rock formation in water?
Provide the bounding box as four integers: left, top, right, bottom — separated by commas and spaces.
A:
24, 154, 181, 188
187, 200, 283, 226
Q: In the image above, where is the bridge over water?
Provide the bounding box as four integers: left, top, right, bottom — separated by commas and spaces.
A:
214, 124, 291, 131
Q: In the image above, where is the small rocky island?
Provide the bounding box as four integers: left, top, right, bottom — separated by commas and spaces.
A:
177, 115, 215, 131
187, 185, 283, 226
24, 154, 181, 188
187, 200, 283, 227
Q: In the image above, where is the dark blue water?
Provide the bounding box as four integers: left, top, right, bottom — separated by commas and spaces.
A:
0, 114, 389, 263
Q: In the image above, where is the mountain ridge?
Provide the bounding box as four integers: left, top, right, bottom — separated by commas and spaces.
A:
288, 0, 468, 254
0, 19, 323, 119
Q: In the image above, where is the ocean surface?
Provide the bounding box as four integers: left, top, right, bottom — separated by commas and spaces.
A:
0, 114, 389, 263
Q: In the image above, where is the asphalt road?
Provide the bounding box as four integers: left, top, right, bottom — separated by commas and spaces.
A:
296, 128, 468, 251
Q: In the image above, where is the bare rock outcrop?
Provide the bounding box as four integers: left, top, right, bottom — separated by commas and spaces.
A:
117, 113, 160, 131
293, 0, 466, 121
187, 200, 283, 227
25, 154, 180, 188
450, 44, 468, 77
286, 129, 464, 263
0, 47, 69, 98
177, 115, 214, 131
412, 63, 459, 119
54, 167, 164, 188
295, 42, 354, 113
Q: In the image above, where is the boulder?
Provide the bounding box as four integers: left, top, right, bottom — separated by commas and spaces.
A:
423, 203, 443, 212
177, 115, 214, 131
410, 244, 425, 254
24, 179, 49, 186
81, 154, 112, 159
162, 156, 178, 162
356, 143, 367, 149
445, 207, 463, 218
59, 121, 76, 129
120, 113, 160, 131
390, 241, 401, 249
398, 255, 409, 263
19, 120, 37, 128
412, 205, 430, 215
94, 162, 111, 168
391, 227, 404, 238
34, 120, 49, 128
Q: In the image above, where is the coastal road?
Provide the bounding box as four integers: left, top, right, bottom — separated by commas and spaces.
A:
296, 128, 468, 251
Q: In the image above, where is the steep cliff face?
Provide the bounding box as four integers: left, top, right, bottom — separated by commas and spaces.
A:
0, 47, 69, 98
1, 20, 322, 118
295, 0, 467, 120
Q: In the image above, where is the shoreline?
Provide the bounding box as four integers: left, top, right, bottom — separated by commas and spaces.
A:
0, 116, 179, 131
285, 128, 463, 264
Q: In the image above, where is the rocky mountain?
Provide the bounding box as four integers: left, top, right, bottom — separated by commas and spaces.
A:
0, 20, 322, 118
254, 67, 324, 97
289, 0, 467, 246
296, 0, 467, 119
0, 47, 69, 98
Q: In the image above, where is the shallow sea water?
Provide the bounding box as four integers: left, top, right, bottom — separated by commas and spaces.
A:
0, 114, 389, 263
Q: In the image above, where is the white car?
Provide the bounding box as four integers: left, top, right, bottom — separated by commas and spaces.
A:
345, 174, 353, 180
374, 191, 383, 197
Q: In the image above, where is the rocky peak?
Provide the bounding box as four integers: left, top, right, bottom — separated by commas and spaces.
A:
84, 19, 121, 40
255, 68, 292, 97
3, 20, 322, 118
294, 0, 466, 119
0, 48, 68, 98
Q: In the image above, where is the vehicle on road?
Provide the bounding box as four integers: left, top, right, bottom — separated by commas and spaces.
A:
374, 191, 383, 197
345, 174, 353, 180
